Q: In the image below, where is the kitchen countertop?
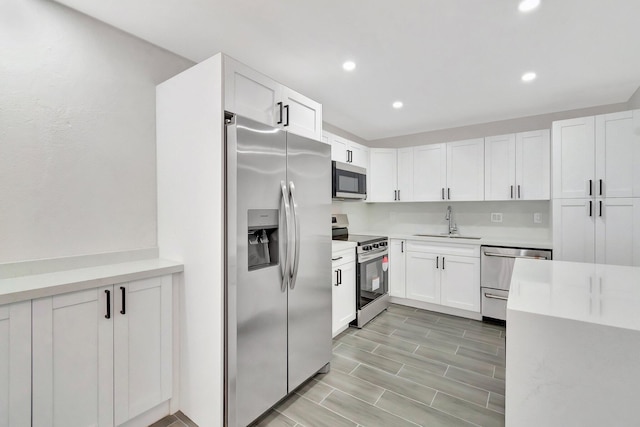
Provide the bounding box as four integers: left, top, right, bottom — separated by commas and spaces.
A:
506, 259, 640, 426
355, 231, 552, 250
332, 241, 357, 253
0, 258, 184, 305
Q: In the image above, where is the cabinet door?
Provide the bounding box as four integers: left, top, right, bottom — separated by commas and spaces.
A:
553, 198, 595, 263
330, 135, 349, 163
516, 129, 550, 200
114, 276, 173, 425
332, 262, 356, 337
32, 287, 114, 427
281, 87, 323, 141
552, 116, 595, 198
224, 57, 281, 127
389, 240, 406, 298
440, 255, 480, 312
349, 142, 369, 170
484, 134, 516, 201
446, 138, 485, 201
595, 110, 640, 198
0, 301, 30, 427
405, 251, 440, 304
414, 144, 447, 201
595, 198, 640, 266
369, 149, 398, 202
397, 148, 414, 202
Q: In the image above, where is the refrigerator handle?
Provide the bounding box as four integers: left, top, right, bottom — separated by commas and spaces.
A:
280, 181, 292, 292
289, 181, 301, 289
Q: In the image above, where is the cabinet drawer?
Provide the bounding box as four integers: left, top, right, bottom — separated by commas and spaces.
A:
332, 248, 355, 267
406, 240, 480, 257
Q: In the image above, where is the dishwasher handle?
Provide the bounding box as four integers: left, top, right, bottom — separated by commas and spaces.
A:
483, 251, 548, 260
484, 292, 508, 301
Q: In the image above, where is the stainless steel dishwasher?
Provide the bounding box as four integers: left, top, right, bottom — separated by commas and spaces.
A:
481, 246, 551, 322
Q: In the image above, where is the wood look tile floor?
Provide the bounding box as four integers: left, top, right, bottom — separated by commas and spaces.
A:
254, 304, 506, 427
154, 304, 506, 427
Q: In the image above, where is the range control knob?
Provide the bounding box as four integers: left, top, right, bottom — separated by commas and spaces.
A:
372, 243, 379, 248
379, 242, 387, 247
362, 245, 371, 251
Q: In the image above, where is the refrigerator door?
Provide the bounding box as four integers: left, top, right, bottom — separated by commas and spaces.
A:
230, 116, 288, 427
286, 132, 332, 391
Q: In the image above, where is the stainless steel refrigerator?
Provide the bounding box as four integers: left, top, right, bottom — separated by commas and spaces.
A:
224, 114, 332, 427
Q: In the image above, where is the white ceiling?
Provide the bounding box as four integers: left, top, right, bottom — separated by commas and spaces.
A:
53, 0, 640, 141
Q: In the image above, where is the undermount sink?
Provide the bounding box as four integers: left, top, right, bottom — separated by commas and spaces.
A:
414, 233, 481, 240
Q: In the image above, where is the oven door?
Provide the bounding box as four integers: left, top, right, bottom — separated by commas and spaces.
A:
356, 250, 389, 310
333, 161, 367, 199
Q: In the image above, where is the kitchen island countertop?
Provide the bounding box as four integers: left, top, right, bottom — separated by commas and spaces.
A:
506, 259, 640, 426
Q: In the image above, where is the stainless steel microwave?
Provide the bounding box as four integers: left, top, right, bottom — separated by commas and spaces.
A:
332, 161, 367, 200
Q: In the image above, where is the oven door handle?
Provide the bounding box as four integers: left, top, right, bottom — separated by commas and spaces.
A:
358, 248, 389, 263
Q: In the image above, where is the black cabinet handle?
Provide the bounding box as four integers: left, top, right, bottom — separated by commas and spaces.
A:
599, 200, 603, 217
277, 102, 283, 125
589, 200, 593, 217
283, 104, 290, 126
120, 286, 126, 315
447, 188, 451, 200
394, 190, 397, 201
510, 185, 513, 199
441, 188, 445, 200
517, 185, 521, 199
436, 256, 439, 269
338, 268, 342, 285
398, 190, 401, 201
588, 179, 593, 196
442, 257, 445, 270
105, 290, 111, 319
335, 270, 340, 286
599, 179, 603, 196
401, 241, 404, 253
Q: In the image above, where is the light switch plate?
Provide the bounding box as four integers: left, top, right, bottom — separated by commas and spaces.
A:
491, 213, 503, 223
534, 213, 542, 224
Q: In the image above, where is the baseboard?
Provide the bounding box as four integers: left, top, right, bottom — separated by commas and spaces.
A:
389, 297, 482, 321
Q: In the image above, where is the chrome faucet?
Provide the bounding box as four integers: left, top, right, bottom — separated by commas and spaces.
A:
445, 205, 458, 235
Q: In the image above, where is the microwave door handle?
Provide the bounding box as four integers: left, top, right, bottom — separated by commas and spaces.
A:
280, 181, 291, 292
289, 181, 301, 290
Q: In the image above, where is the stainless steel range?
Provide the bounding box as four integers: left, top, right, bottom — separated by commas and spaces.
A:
332, 214, 390, 327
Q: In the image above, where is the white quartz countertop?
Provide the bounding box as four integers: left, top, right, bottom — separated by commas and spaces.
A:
357, 231, 552, 250
0, 258, 184, 305
508, 259, 640, 331
332, 241, 357, 253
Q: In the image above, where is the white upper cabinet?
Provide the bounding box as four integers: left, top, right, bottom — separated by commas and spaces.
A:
485, 134, 516, 201
552, 116, 596, 198
224, 56, 322, 141
446, 138, 485, 201
280, 87, 323, 141
595, 110, 640, 198
397, 148, 414, 202
485, 130, 550, 201
414, 144, 447, 201
325, 131, 369, 169
369, 148, 397, 202
516, 130, 551, 200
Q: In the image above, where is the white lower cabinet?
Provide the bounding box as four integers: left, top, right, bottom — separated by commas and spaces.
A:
389, 239, 406, 297
32, 275, 172, 427
404, 241, 480, 313
0, 301, 31, 427
332, 248, 356, 337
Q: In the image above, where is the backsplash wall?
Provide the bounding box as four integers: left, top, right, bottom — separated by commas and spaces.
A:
333, 200, 551, 240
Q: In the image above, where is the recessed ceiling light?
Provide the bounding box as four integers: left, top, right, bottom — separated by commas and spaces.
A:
392, 101, 403, 109
521, 72, 537, 82
342, 61, 356, 72
518, 0, 540, 12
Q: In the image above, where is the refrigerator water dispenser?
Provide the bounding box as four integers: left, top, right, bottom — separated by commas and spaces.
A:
247, 209, 279, 270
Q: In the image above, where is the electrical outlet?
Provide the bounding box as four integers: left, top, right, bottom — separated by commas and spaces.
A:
491, 213, 503, 223
534, 213, 542, 224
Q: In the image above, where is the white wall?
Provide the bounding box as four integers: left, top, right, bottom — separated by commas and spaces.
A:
333, 200, 551, 241
0, 0, 193, 263
367, 102, 629, 148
